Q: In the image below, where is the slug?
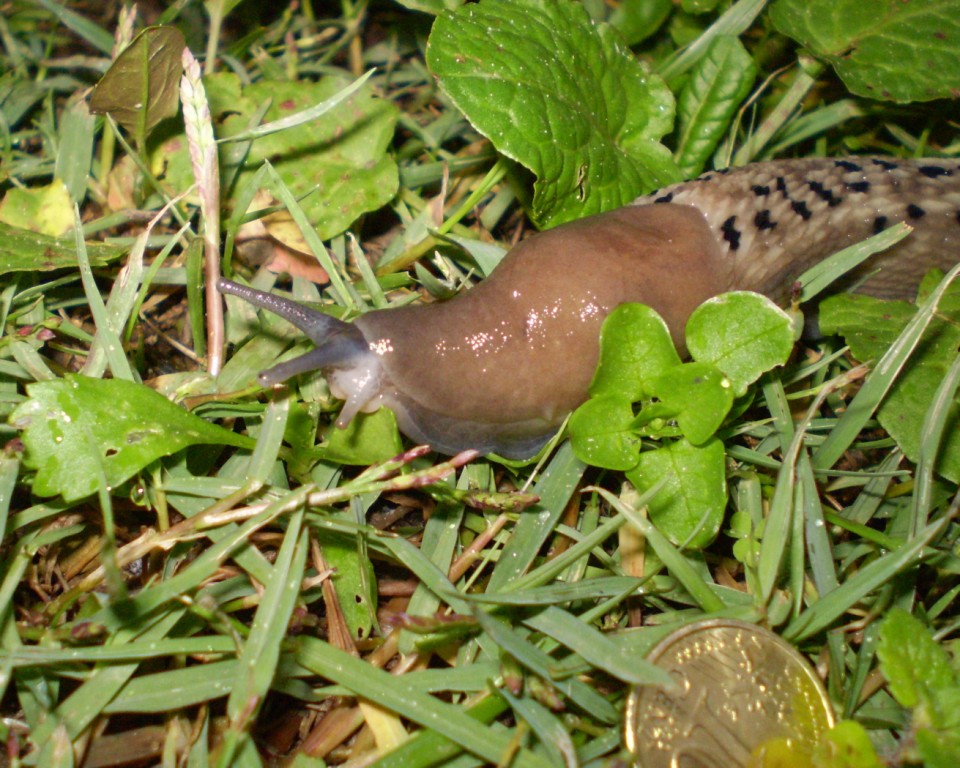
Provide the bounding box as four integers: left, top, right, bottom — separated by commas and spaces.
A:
219, 156, 960, 459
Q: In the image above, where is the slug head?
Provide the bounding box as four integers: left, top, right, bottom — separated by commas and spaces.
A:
217, 279, 382, 427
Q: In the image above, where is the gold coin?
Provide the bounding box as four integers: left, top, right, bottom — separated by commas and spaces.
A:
624, 619, 835, 767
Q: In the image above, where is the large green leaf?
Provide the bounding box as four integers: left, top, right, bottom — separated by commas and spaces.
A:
427, 0, 679, 229
160, 72, 399, 242
10, 375, 253, 501
770, 0, 960, 102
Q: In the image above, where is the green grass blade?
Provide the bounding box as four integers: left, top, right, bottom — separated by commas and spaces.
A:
785, 514, 951, 642
597, 487, 725, 613
218, 508, 308, 766
909, 345, 960, 537
487, 443, 585, 591
33, 0, 116, 54
523, 606, 671, 686
814, 263, 960, 471
294, 637, 553, 768
471, 608, 620, 723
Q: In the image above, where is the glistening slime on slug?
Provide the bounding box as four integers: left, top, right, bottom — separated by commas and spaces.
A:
219, 157, 960, 459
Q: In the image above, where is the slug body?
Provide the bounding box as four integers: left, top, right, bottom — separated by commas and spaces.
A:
220, 156, 960, 459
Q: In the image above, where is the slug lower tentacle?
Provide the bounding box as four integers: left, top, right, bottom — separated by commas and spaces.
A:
220, 156, 960, 459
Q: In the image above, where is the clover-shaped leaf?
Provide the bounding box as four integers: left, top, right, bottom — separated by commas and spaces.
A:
686, 291, 794, 397
589, 303, 681, 402
568, 394, 641, 471
626, 437, 726, 548
648, 362, 733, 446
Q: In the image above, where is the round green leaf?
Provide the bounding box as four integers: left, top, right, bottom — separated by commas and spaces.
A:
626, 437, 726, 549
648, 361, 733, 445
685, 291, 794, 397
568, 394, 641, 471
589, 303, 681, 401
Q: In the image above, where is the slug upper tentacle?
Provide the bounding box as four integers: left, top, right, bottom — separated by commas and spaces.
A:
220, 156, 960, 459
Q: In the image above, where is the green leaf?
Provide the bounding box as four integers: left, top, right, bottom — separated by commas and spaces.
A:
685, 291, 794, 397
607, 0, 672, 46
770, 0, 960, 103
316, 408, 404, 466
589, 303, 681, 401
10, 375, 253, 501
226, 76, 398, 242
427, 0, 679, 229
321, 530, 378, 641
626, 437, 726, 548
161, 72, 398, 242
819, 280, 960, 482
917, 719, 960, 768
88, 26, 185, 138
0, 221, 125, 272
812, 721, 884, 768
0, 179, 74, 237
675, 35, 757, 178
877, 608, 960, 767
877, 608, 956, 711
648, 362, 733, 445
568, 394, 641, 471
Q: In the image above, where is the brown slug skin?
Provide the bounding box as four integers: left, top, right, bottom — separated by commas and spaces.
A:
221, 156, 960, 459
356, 204, 727, 426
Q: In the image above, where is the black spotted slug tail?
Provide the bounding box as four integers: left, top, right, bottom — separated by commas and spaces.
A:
634, 157, 960, 301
